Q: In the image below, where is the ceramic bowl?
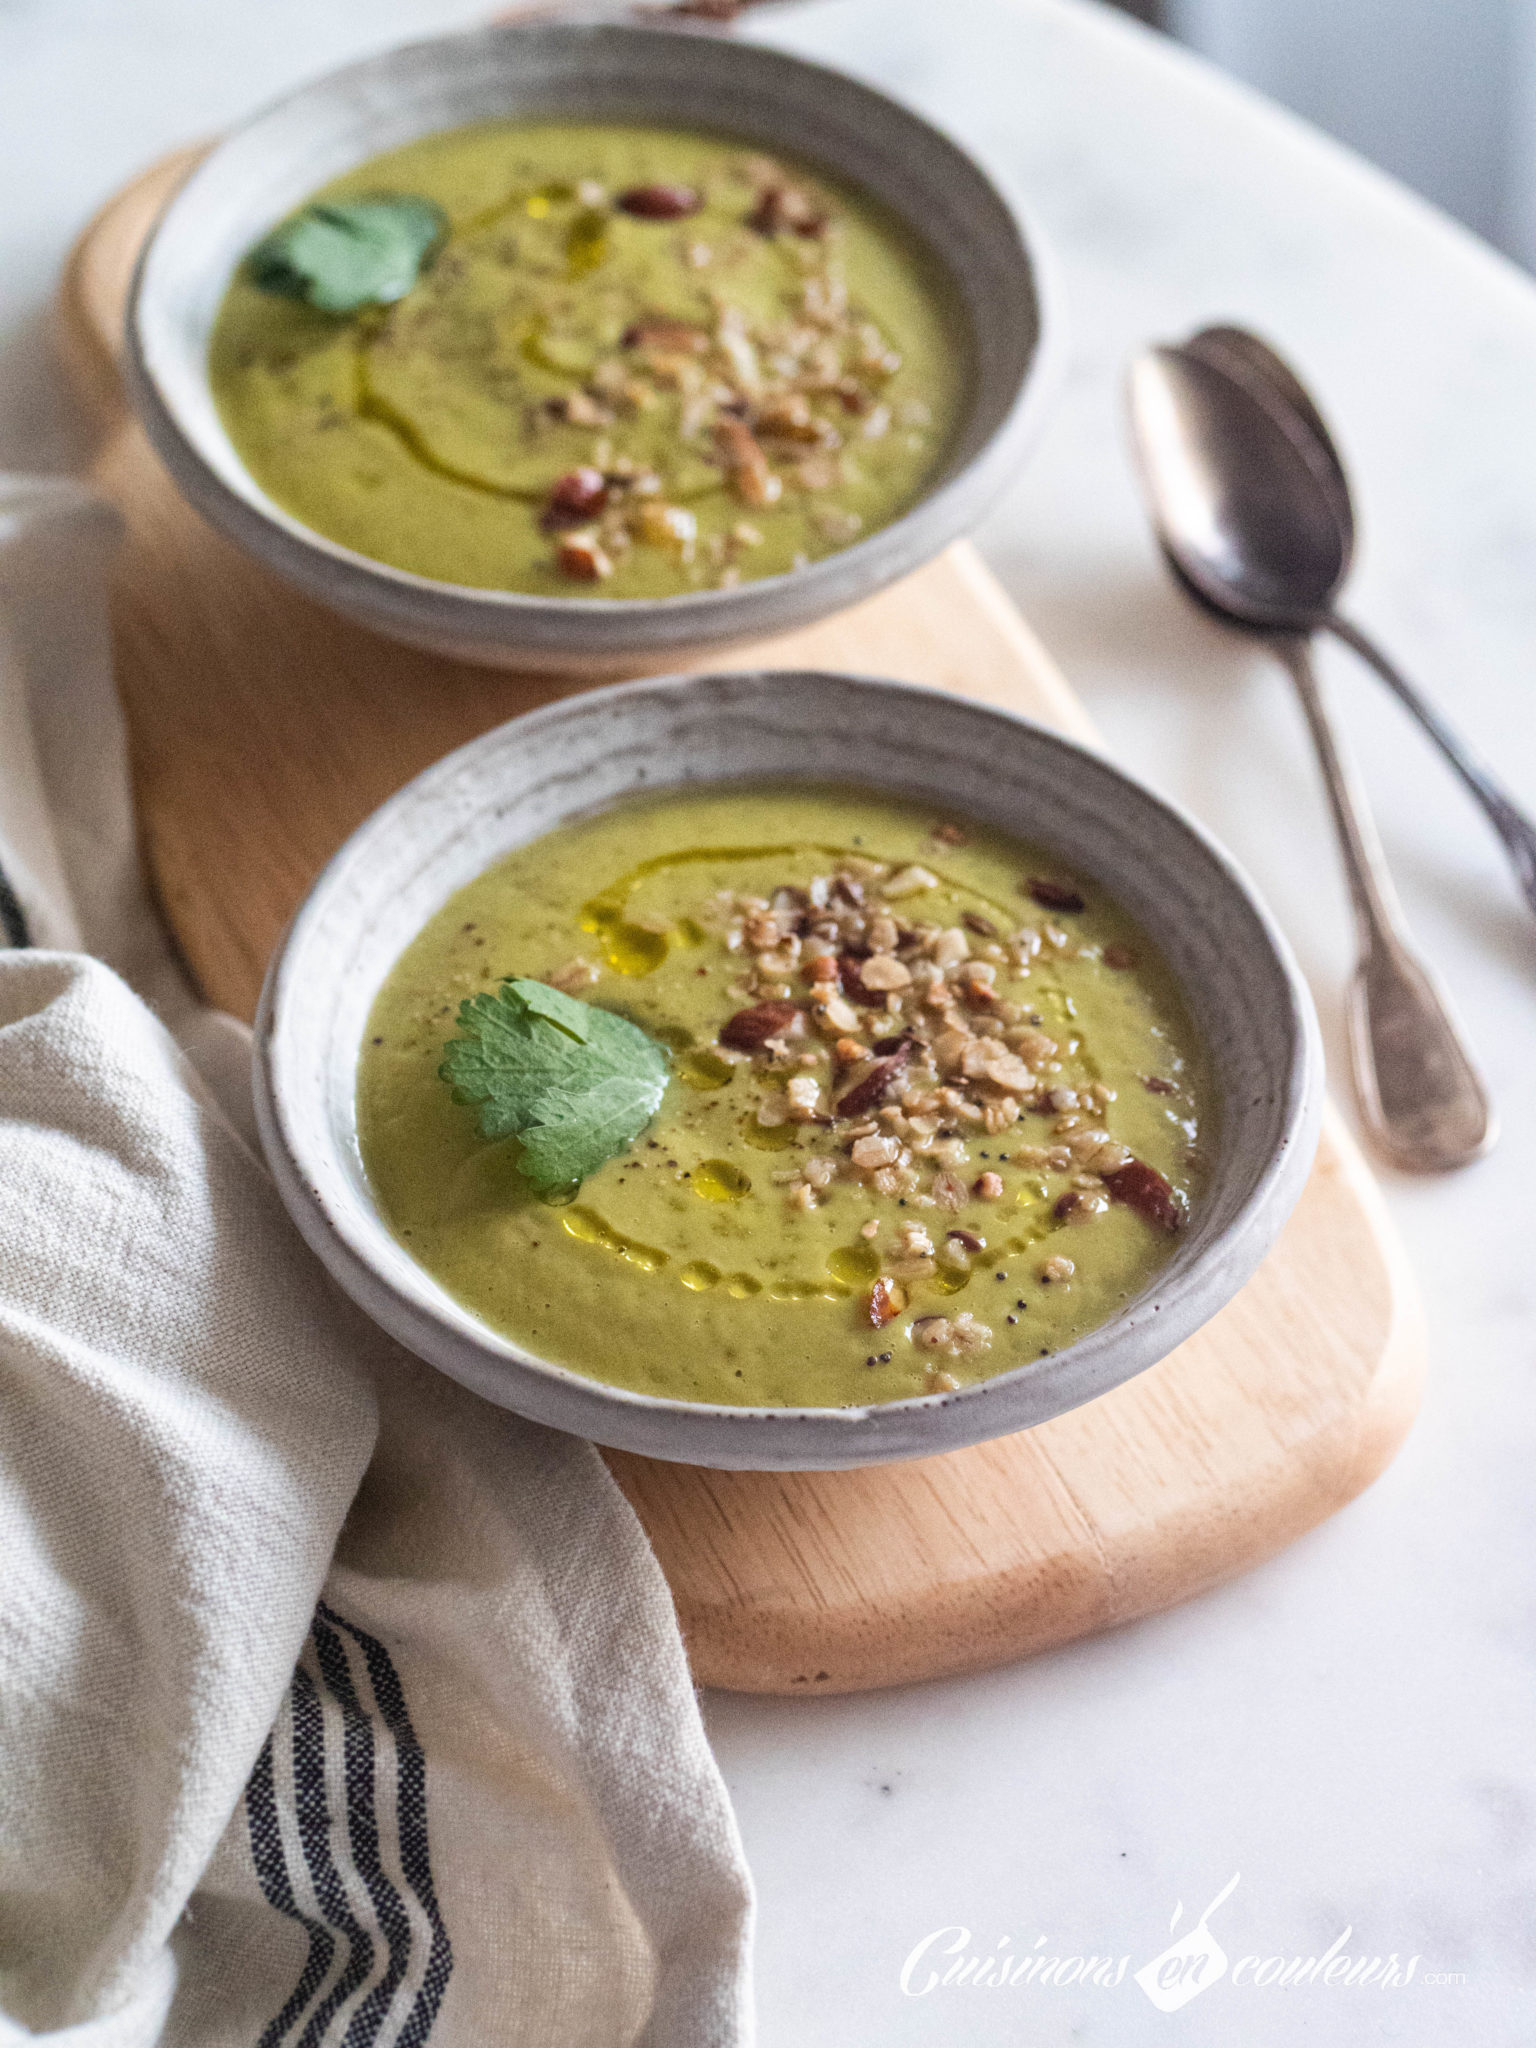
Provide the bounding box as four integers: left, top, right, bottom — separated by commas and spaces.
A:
125, 19, 1060, 676
253, 669, 1322, 1469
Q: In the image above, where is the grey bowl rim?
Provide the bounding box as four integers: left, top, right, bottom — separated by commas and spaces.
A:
122, 16, 1067, 653
252, 666, 1324, 1469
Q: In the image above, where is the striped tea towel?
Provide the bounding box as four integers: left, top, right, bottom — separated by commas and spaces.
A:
0, 477, 754, 2048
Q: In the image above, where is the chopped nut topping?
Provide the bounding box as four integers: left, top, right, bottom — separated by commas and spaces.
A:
1027, 876, 1087, 913
836, 1046, 912, 1118
617, 183, 703, 219
541, 467, 608, 530
555, 531, 613, 581
882, 864, 939, 899
974, 1172, 1005, 1201
622, 318, 710, 353
545, 957, 600, 993
747, 179, 829, 238
958, 1041, 1034, 1094
1103, 1158, 1184, 1232
859, 953, 911, 991
867, 1276, 906, 1327
721, 999, 801, 1050
1070, 1132, 1134, 1175
785, 1074, 824, 1120
755, 392, 837, 444
1040, 1255, 1075, 1284
887, 1220, 937, 1280
912, 1311, 993, 1358
713, 416, 782, 507
813, 993, 862, 1037
635, 500, 698, 558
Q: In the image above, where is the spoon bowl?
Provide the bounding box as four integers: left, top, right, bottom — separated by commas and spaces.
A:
1182, 323, 1356, 549
1127, 347, 1346, 627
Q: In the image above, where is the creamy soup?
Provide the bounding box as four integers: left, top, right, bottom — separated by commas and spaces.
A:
356, 786, 1209, 1409
210, 121, 967, 597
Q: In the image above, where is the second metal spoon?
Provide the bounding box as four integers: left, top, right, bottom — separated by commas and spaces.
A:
1128, 343, 1496, 1172
1182, 322, 1536, 919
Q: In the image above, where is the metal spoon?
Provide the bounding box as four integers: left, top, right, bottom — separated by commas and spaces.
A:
1128, 343, 1496, 1171
1182, 322, 1536, 918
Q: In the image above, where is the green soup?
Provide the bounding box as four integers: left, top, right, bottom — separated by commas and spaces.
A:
209, 121, 967, 596
357, 786, 1209, 1409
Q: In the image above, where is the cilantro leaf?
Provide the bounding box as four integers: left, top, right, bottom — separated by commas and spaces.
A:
248, 195, 448, 314
439, 978, 670, 1189
507, 979, 592, 1042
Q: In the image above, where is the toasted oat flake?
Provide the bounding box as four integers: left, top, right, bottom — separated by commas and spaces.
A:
912, 1312, 993, 1359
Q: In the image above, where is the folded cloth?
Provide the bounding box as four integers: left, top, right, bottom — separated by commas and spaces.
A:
0, 479, 754, 2048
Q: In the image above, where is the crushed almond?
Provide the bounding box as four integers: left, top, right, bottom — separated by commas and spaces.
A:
545, 956, 600, 993
859, 954, 911, 991
882, 864, 939, 899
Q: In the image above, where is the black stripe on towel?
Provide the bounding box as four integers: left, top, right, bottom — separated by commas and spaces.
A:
248, 1732, 338, 2048
309, 1610, 414, 2046
289, 1662, 377, 2048
320, 1604, 454, 2047
247, 1609, 454, 2047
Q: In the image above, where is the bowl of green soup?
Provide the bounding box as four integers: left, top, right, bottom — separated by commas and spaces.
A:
253, 669, 1322, 1468
126, 19, 1058, 673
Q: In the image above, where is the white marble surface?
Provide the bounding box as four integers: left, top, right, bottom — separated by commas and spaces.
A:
4, 0, 1534, 2039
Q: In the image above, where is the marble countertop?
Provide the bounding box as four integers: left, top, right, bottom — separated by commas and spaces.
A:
4, 0, 1533, 2038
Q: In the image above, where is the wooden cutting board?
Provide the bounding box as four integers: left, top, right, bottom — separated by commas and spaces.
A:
55, 150, 1425, 1694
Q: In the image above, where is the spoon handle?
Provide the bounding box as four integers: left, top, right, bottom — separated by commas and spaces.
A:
1276, 635, 1497, 1172
1325, 613, 1536, 919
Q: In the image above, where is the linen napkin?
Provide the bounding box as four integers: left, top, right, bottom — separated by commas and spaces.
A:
0, 476, 754, 2048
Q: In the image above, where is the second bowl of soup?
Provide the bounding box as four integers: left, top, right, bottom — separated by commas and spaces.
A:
128, 20, 1057, 672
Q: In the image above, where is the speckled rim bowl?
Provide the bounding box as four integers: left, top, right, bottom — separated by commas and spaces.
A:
125, 19, 1061, 676
253, 669, 1322, 1469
